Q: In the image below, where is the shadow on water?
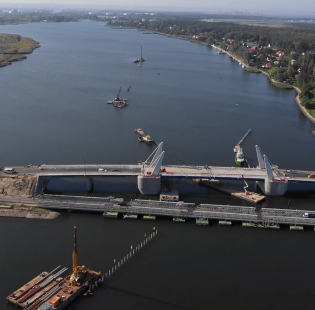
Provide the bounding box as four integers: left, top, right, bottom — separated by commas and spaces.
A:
104, 285, 193, 310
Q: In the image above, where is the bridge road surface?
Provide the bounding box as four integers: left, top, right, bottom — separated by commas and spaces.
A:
0, 165, 314, 182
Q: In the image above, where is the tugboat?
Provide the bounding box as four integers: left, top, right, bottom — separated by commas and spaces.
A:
134, 46, 145, 63
138, 135, 154, 144
142, 135, 154, 144
234, 146, 245, 166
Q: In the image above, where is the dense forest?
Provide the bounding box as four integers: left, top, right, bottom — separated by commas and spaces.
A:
123, 19, 315, 110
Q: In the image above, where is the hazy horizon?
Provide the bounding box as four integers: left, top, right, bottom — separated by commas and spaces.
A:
0, 1, 314, 17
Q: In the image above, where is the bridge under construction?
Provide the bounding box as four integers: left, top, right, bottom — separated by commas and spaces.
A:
3, 143, 315, 197
39, 194, 315, 230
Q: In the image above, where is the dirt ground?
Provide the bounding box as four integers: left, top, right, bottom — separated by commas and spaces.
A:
0, 174, 37, 197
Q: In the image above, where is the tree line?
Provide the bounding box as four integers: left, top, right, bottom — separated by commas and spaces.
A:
124, 19, 315, 108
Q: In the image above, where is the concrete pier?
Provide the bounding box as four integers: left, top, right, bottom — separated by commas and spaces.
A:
137, 175, 161, 195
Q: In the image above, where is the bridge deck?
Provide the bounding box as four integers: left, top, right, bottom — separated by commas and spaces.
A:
2, 164, 315, 184
39, 195, 315, 227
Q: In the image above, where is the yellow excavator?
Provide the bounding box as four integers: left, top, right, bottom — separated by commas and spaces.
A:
69, 226, 88, 285
242, 176, 250, 195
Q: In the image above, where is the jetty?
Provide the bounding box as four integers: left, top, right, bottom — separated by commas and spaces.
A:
236, 129, 251, 148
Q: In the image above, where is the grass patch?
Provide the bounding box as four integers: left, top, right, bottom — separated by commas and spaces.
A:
244, 67, 261, 73
271, 81, 294, 89
0, 33, 40, 67
307, 109, 315, 118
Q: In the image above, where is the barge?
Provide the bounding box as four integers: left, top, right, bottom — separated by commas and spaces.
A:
6, 227, 103, 310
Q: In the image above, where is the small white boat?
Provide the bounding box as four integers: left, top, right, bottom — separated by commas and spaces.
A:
135, 128, 145, 135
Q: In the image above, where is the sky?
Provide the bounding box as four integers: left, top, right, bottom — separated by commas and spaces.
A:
1, 0, 314, 16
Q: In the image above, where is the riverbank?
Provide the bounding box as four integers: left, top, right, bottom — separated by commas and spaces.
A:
0, 33, 40, 67
210, 44, 315, 125
0, 203, 59, 219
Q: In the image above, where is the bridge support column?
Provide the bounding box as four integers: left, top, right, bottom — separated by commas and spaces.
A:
263, 178, 288, 196
36, 176, 51, 195
87, 177, 94, 192
137, 175, 161, 195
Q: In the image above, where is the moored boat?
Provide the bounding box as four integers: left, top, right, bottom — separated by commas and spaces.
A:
135, 128, 145, 135
142, 135, 154, 144
109, 87, 128, 107
103, 211, 118, 218
134, 46, 145, 63
235, 147, 245, 166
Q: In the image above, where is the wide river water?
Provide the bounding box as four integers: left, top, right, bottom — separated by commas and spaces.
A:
1, 21, 315, 309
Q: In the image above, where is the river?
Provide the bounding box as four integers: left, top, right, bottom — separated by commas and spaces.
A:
1, 21, 315, 309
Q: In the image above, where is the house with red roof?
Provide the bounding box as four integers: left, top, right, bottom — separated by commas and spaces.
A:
262, 62, 272, 69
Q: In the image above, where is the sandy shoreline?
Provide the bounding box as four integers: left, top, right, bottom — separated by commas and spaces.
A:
0, 201, 59, 220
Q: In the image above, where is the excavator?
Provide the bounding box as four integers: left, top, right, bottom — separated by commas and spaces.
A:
242, 176, 250, 195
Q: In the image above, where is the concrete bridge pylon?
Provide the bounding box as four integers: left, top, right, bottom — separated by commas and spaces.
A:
138, 142, 165, 195
263, 155, 288, 196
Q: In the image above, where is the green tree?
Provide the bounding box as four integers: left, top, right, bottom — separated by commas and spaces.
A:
287, 63, 293, 78
268, 67, 280, 78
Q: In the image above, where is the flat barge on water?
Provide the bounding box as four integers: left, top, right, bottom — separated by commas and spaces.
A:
6, 227, 103, 310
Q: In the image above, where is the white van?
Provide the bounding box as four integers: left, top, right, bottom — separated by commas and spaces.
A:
4, 168, 16, 174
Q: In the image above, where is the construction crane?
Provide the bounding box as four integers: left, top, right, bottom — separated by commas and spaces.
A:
69, 226, 88, 285
114, 87, 122, 101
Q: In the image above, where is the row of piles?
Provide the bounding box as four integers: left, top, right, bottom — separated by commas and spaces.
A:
105, 229, 158, 279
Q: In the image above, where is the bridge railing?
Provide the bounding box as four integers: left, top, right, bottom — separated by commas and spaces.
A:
197, 204, 256, 214
260, 208, 315, 217
42, 194, 123, 203
131, 199, 195, 208
193, 211, 259, 221
39, 171, 138, 176
39, 202, 111, 210
161, 172, 267, 179
261, 215, 315, 225
42, 164, 140, 169
165, 165, 262, 171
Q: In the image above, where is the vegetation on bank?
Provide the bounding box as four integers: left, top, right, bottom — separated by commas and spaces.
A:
0, 34, 40, 67
0, 10, 102, 24
244, 67, 261, 73
121, 19, 315, 112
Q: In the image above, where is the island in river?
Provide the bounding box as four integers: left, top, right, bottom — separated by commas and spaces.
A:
0, 33, 40, 67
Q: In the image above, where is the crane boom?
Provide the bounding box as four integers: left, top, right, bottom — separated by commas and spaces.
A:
73, 226, 78, 277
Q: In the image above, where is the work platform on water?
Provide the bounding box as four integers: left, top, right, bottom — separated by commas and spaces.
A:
6, 227, 103, 310
195, 179, 265, 203
38, 194, 315, 229
4, 143, 315, 198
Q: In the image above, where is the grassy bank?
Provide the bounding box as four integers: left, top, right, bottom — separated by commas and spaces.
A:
0, 34, 40, 67
244, 67, 261, 73
270, 80, 294, 89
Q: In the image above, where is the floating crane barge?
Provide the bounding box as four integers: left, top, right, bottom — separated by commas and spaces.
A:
6, 227, 102, 310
